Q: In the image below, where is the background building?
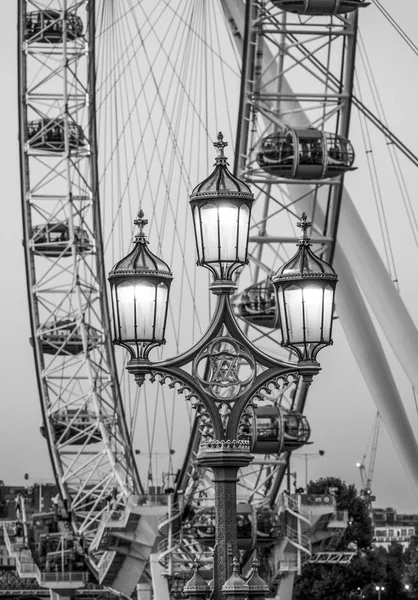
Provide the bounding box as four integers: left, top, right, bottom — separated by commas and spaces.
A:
372, 507, 418, 550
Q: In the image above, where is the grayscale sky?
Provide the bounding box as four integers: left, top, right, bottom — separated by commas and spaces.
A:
1, 1, 418, 512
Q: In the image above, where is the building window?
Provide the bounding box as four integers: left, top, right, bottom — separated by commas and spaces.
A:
388, 530, 394, 537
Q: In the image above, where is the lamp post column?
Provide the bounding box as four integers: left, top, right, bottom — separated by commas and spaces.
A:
197, 442, 253, 596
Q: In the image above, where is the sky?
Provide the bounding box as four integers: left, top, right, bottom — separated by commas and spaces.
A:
2, 1, 418, 512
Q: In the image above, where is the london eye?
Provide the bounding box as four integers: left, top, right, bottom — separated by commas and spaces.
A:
13, 1, 418, 598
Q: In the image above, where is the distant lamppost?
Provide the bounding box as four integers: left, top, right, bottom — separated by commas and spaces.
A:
376, 585, 385, 600
293, 449, 325, 488
108, 133, 338, 596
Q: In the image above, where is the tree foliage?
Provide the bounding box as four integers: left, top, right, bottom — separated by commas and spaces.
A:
293, 477, 411, 600
406, 548, 418, 597
306, 476, 373, 549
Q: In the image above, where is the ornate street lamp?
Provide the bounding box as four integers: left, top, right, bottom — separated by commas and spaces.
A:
108, 134, 338, 596
272, 213, 337, 362
108, 210, 173, 361
189, 132, 254, 292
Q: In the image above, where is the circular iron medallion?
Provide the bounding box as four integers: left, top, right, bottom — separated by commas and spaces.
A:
193, 336, 256, 401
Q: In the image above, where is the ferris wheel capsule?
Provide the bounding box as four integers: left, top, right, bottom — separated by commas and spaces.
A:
27, 118, 86, 153
233, 279, 279, 328
282, 410, 311, 450
37, 319, 101, 356
256, 128, 355, 180
31, 223, 93, 257
252, 406, 311, 454
271, 0, 368, 15
25, 10, 83, 44
40, 409, 103, 445
192, 503, 280, 549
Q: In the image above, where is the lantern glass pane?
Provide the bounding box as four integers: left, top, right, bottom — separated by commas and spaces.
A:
200, 201, 248, 263
283, 285, 304, 343
117, 280, 156, 341
303, 284, 324, 341
191, 205, 203, 262
111, 284, 118, 340
155, 282, 169, 340
277, 289, 287, 343
322, 284, 334, 342
200, 202, 219, 262
218, 203, 238, 261
237, 204, 250, 261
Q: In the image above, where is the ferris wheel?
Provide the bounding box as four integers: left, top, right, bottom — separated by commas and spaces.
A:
17, 0, 418, 596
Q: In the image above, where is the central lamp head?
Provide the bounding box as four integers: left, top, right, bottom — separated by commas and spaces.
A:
189, 132, 254, 292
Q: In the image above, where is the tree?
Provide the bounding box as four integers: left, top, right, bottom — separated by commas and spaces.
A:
406, 547, 418, 598
306, 476, 373, 550
293, 478, 409, 600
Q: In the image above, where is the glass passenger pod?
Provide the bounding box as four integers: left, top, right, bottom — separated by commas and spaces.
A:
25, 10, 83, 44
252, 406, 310, 454
252, 406, 283, 454
256, 507, 281, 541
193, 504, 280, 549
257, 129, 355, 180
282, 410, 311, 450
38, 319, 101, 355
233, 279, 279, 328
40, 409, 102, 445
271, 0, 367, 15
32, 223, 93, 257
27, 118, 86, 153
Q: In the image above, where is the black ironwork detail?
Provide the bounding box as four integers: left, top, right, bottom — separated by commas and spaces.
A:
193, 337, 256, 402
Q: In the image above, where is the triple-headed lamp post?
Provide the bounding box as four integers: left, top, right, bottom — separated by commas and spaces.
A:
108, 133, 338, 596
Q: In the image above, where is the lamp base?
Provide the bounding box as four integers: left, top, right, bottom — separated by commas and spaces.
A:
209, 279, 238, 295
126, 358, 152, 387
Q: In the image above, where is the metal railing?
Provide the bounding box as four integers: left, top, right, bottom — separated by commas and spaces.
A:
39, 571, 89, 584
284, 524, 310, 551
277, 557, 299, 572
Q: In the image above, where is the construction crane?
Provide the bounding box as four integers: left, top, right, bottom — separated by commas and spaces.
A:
356, 412, 382, 507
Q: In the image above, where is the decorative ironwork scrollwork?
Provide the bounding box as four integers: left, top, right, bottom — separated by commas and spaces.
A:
193, 336, 256, 402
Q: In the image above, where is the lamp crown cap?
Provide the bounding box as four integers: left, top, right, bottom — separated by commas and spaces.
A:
108, 210, 173, 281
272, 213, 337, 283
190, 133, 254, 202
246, 558, 270, 592
183, 559, 209, 594
222, 557, 249, 593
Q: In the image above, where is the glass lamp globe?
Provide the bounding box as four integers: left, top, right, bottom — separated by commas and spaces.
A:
108, 210, 173, 359
272, 213, 338, 362
189, 132, 254, 291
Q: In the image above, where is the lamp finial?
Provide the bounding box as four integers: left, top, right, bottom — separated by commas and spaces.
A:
231, 557, 240, 573
213, 131, 228, 165
134, 209, 148, 243
192, 558, 202, 573
297, 212, 312, 245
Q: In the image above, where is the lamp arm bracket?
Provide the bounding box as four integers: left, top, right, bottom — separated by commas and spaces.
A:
226, 366, 314, 440
142, 293, 228, 369
223, 297, 297, 370
113, 339, 136, 360
125, 361, 224, 439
